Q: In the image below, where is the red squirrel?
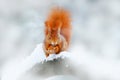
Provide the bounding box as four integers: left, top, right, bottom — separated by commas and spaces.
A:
43, 7, 71, 57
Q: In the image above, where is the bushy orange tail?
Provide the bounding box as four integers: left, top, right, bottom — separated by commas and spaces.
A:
43, 7, 71, 57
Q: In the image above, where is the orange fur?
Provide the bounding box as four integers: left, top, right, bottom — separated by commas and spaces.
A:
43, 7, 71, 57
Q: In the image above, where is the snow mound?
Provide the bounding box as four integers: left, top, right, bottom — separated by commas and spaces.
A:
1, 43, 70, 80
30, 43, 70, 62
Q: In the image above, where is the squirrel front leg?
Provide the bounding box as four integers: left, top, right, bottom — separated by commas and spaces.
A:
43, 41, 50, 57
43, 43, 57, 57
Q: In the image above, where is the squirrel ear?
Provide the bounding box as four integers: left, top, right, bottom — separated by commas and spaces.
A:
45, 21, 48, 27
58, 22, 62, 33
45, 21, 51, 34
45, 21, 51, 27
45, 21, 51, 32
48, 27, 51, 32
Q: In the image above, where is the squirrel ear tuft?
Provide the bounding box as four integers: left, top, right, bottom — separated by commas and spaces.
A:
58, 21, 62, 32
45, 21, 51, 33
45, 21, 51, 28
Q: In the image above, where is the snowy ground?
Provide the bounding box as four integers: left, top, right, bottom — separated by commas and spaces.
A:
2, 43, 120, 80
0, 0, 120, 80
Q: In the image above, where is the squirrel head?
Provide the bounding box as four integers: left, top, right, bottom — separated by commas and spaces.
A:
45, 21, 62, 46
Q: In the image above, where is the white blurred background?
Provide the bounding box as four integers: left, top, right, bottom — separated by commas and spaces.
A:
0, 0, 120, 80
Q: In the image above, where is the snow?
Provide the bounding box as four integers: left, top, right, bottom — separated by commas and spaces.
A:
2, 43, 120, 80
1, 43, 70, 80
69, 44, 120, 80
